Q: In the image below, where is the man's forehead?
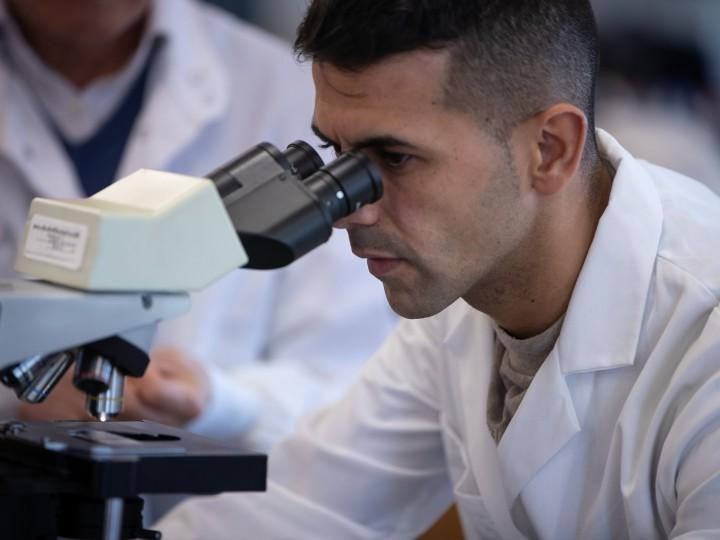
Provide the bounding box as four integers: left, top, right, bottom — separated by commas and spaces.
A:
312, 50, 449, 105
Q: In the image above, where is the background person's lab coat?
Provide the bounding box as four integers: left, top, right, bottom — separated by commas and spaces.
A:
158, 131, 720, 539
0, 0, 397, 450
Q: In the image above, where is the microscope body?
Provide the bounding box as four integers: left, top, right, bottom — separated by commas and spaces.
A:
0, 141, 381, 539
0, 280, 190, 418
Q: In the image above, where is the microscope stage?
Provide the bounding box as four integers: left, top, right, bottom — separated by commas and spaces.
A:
0, 419, 266, 498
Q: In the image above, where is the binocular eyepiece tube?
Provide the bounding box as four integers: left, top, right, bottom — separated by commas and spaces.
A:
208, 140, 382, 269
283, 140, 383, 221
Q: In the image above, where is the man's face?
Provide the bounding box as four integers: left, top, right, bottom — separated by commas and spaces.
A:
7, 0, 150, 47
313, 51, 538, 319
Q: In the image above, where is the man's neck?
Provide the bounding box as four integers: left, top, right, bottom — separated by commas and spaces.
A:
469, 162, 614, 339
9, 12, 148, 89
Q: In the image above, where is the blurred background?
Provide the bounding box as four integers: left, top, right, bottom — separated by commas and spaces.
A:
206, 0, 720, 193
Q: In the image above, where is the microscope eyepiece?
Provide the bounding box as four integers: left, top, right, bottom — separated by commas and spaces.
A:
283, 140, 324, 179
302, 151, 383, 223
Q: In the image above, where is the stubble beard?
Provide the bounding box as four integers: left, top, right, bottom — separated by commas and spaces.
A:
383, 267, 461, 319
460, 149, 538, 314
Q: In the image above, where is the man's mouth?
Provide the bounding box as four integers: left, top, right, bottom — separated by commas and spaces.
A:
350, 239, 407, 279
366, 257, 403, 278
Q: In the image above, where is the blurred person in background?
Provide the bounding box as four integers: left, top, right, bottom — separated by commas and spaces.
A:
0, 0, 396, 458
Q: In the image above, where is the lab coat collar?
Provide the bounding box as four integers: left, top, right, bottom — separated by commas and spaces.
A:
557, 129, 664, 375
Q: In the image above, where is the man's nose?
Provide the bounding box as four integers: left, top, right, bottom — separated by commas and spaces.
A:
334, 201, 381, 229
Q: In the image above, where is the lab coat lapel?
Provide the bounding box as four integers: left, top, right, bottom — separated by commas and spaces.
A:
497, 348, 580, 505
446, 308, 526, 539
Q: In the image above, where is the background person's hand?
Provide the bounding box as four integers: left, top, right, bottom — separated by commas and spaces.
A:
17, 346, 210, 427
119, 346, 210, 427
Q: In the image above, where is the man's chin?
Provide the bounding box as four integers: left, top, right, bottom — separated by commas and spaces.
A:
384, 285, 449, 320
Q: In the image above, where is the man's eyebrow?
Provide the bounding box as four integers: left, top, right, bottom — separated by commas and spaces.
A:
354, 135, 417, 152
311, 124, 416, 152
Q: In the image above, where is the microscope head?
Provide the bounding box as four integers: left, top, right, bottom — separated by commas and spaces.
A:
1, 141, 382, 421
15, 167, 247, 291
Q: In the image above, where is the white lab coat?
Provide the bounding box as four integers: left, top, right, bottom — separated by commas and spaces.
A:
0, 0, 396, 449
157, 130, 720, 539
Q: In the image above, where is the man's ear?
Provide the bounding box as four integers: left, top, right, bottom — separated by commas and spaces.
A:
525, 104, 588, 196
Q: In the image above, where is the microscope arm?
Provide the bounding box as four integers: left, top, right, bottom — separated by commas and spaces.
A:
0, 279, 190, 419
0, 280, 189, 372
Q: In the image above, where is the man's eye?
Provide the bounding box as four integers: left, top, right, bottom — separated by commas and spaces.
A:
380, 151, 411, 168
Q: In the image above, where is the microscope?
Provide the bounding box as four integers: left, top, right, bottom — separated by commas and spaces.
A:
0, 141, 381, 540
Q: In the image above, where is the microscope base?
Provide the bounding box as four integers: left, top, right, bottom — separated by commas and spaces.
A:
0, 420, 266, 539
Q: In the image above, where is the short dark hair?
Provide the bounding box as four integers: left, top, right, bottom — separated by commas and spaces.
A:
295, 0, 600, 161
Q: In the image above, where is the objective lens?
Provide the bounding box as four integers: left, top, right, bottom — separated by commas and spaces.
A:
0, 351, 75, 403
85, 365, 124, 421
74, 353, 115, 395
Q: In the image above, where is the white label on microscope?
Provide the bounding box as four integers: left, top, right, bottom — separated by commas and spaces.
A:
24, 215, 88, 270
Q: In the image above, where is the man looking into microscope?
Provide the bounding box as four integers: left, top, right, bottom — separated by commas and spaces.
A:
158, 0, 720, 538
